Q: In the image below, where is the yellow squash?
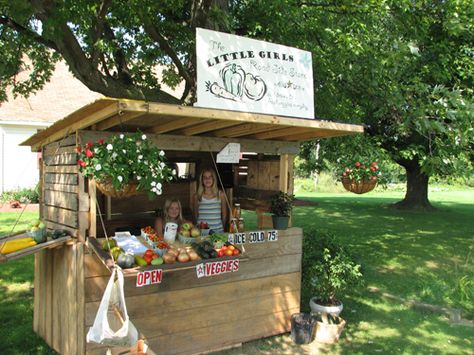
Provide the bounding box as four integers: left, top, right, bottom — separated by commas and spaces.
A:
0, 237, 37, 254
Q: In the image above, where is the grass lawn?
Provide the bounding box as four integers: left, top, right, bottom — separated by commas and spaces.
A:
1, 189, 473, 354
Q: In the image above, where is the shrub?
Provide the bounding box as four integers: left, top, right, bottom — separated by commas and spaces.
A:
302, 229, 363, 306
0, 186, 39, 204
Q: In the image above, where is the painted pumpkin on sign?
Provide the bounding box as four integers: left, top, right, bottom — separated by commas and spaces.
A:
220, 63, 245, 97
244, 73, 267, 101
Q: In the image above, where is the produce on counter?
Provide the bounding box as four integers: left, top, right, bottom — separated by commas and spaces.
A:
1, 237, 37, 254
117, 253, 135, 269
101, 238, 117, 251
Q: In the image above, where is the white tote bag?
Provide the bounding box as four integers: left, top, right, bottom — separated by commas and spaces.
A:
86, 267, 139, 347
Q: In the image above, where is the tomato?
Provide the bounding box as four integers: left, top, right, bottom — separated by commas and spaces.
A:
218, 249, 225, 257
224, 249, 233, 257
151, 254, 159, 259
144, 249, 154, 258
228, 245, 235, 251
221, 245, 228, 251
143, 254, 154, 265
232, 249, 240, 256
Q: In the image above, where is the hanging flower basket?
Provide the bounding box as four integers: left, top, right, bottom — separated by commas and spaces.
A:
342, 178, 377, 194
95, 178, 139, 199
77, 131, 176, 200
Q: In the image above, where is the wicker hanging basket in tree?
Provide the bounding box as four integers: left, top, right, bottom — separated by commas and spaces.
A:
341, 178, 377, 194
340, 161, 381, 195
77, 131, 176, 199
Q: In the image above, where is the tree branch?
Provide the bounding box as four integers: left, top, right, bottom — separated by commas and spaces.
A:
102, 23, 133, 85
91, 0, 113, 64
0, 15, 58, 51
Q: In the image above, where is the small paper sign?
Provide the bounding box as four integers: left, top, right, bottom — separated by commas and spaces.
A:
233, 233, 246, 244
267, 230, 278, 242
136, 269, 163, 287
248, 231, 265, 243
216, 143, 240, 163
196, 259, 240, 278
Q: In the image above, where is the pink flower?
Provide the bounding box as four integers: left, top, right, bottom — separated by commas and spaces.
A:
355, 162, 361, 167
76, 146, 82, 153
98, 139, 105, 145
77, 159, 86, 167
86, 142, 93, 148
85, 149, 93, 158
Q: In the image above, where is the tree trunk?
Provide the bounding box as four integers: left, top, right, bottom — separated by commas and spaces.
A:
392, 161, 434, 210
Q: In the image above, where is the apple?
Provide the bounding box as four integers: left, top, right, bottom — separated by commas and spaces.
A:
30, 219, 41, 228
180, 230, 191, 237
190, 227, 200, 238
38, 222, 46, 230
181, 223, 192, 231
30, 226, 39, 232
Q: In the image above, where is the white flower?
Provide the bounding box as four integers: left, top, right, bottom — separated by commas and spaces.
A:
151, 181, 156, 187
112, 152, 118, 159
122, 149, 126, 154
137, 176, 142, 180
117, 176, 123, 182
160, 162, 165, 168
159, 150, 165, 157
106, 144, 113, 150
95, 164, 102, 171
144, 161, 148, 165
157, 188, 162, 195
120, 134, 124, 139
172, 169, 176, 175
156, 182, 162, 189
94, 148, 99, 153
142, 134, 147, 140
138, 155, 143, 160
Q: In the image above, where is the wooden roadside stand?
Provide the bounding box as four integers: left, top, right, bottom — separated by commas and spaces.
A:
17, 98, 363, 354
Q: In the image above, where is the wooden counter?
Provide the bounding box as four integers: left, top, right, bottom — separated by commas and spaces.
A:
82, 227, 302, 354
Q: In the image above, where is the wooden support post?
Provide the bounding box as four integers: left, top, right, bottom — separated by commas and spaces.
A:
88, 179, 97, 238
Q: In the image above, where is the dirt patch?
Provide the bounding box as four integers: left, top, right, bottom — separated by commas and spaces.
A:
0, 203, 39, 213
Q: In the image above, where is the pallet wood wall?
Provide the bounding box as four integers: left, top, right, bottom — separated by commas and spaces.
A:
41, 135, 87, 239
34, 243, 85, 355
83, 228, 302, 355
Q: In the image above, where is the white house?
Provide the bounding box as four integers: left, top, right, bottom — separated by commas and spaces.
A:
0, 61, 102, 193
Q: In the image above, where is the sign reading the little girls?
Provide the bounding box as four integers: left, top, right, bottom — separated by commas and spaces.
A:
195, 28, 314, 119
136, 269, 163, 287
196, 259, 240, 278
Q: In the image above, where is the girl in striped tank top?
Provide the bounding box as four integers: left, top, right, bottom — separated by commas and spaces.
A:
193, 168, 227, 233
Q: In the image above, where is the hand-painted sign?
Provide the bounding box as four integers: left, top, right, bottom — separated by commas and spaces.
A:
136, 269, 163, 287
217, 143, 240, 163
196, 259, 240, 278
196, 28, 314, 119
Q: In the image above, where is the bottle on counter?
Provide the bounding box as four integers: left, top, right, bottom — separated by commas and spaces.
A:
232, 203, 241, 219
237, 218, 245, 233
229, 218, 239, 233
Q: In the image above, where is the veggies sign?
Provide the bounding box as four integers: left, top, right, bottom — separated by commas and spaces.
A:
196, 28, 314, 119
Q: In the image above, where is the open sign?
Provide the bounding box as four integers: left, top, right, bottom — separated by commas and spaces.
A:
136, 269, 163, 287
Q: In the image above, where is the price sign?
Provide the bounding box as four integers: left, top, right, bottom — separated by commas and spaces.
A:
248, 231, 265, 243
267, 230, 278, 242
233, 233, 246, 244
216, 143, 240, 163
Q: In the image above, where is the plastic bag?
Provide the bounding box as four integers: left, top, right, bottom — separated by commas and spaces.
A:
86, 267, 139, 347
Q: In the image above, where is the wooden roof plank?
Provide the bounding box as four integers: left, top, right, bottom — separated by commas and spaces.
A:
280, 129, 361, 141
147, 117, 210, 134
246, 127, 310, 140
211, 123, 276, 138
173, 120, 241, 136
95, 111, 146, 131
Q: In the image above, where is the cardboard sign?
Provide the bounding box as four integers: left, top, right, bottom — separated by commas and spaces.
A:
136, 269, 163, 287
195, 28, 314, 119
217, 143, 240, 163
196, 259, 240, 278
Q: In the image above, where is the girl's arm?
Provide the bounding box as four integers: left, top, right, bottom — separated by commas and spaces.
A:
220, 190, 228, 229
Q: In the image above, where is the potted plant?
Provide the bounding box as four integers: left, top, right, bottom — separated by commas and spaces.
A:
339, 160, 382, 194
77, 131, 176, 199
269, 191, 295, 229
302, 229, 363, 343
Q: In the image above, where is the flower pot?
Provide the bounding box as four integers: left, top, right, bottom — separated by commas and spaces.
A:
272, 215, 289, 230
290, 313, 317, 344
310, 297, 343, 316
95, 178, 139, 198
341, 178, 376, 194
315, 316, 346, 344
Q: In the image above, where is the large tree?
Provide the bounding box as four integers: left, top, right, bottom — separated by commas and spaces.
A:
2, 1, 473, 209
0, 0, 232, 104
238, 0, 473, 209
